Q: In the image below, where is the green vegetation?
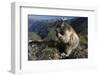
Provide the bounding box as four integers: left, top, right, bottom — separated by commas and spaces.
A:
44, 28, 58, 41
28, 32, 41, 40
79, 35, 87, 46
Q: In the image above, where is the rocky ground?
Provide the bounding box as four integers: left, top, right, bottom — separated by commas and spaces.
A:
28, 40, 88, 60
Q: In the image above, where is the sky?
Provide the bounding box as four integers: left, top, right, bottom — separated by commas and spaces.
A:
28, 15, 76, 21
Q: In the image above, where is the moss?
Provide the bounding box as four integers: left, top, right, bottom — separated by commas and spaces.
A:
28, 32, 41, 40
